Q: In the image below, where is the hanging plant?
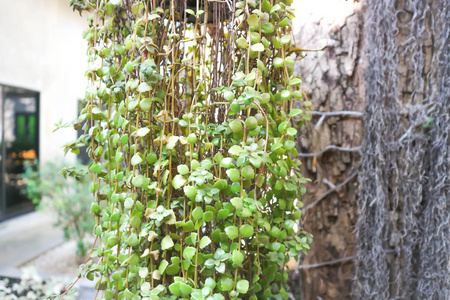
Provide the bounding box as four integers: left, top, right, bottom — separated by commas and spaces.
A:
66, 0, 312, 299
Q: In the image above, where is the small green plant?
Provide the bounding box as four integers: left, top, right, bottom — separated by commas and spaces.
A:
22, 161, 94, 256
65, 0, 312, 298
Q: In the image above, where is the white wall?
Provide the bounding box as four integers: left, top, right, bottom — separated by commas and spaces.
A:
0, 0, 88, 163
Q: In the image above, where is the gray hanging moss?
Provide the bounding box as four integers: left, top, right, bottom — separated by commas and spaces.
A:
354, 0, 449, 299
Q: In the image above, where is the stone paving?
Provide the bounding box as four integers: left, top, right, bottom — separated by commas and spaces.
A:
0, 211, 96, 299
0, 211, 63, 278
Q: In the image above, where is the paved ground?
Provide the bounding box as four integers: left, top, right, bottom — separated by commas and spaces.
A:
0, 211, 96, 299
0, 211, 64, 278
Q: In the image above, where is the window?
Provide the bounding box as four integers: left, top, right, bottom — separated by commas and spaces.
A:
0, 84, 39, 220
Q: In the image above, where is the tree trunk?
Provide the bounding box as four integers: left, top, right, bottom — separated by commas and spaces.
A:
289, 0, 449, 299
290, 1, 364, 299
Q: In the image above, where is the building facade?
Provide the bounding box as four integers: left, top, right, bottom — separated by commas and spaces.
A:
0, 0, 87, 219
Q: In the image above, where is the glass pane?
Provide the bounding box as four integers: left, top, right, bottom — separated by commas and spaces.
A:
0, 86, 39, 219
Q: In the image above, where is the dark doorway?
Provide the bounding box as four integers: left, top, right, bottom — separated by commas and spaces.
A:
0, 85, 39, 221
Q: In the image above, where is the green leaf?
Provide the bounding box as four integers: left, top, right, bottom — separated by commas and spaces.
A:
289, 78, 302, 85
205, 278, 216, 289
124, 198, 134, 209
167, 135, 179, 150
125, 233, 139, 247
161, 236, 174, 250
203, 211, 214, 222
159, 259, 169, 274
273, 57, 284, 67
131, 154, 143, 166
236, 279, 249, 294
169, 282, 182, 296
249, 156, 262, 168
262, 0, 272, 12
183, 220, 196, 232
281, 89, 291, 99
217, 209, 230, 220
192, 206, 203, 221
221, 157, 234, 168
287, 127, 298, 136
177, 164, 190, 175
284, 140, 296, 150
180, 282, 193, 295
184, 186, 197, 200
132, 175, 145, 187
261, 22, 275, 34
280, 35, 291, 45
219, 277, 234, 292
225, 225, 239, 240
228, 145, 243, 156
226, 169, 241, 182
137, 82, 152, 93
241, 165, 255, 180
232, 250, 244, 266
270, 4, 281, 13
251, 43, 265, 52
289, 109, 303, 117
236, 37, 248, 49
183, 246, 196, 261
199, 236, 211, 249
136, 128, 150, 137
186, 9, 195, 15
239, 224, 254, 238
172, 174, 187, 189
247, 14, 259, 27
230, 197, 243, 210
139, 98, 151, 111
278, 121, 288, 132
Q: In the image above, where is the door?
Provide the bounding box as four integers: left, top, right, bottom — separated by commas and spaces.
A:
0, 85, 39, 220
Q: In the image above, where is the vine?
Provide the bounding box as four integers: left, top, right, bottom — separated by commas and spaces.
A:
66, 0, 312, 299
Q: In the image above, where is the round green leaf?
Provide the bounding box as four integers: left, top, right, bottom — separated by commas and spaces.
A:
281, 35, 291, 45
161, 235, 174, 250
184, 186, 197, 200
225, 225, 239, 240
261, 22, 275, 34
177, 164, 190, 175
239, 224, 254, 238
183, 246, 196, 261
180, 283, 193, 295
169, 282, 182, 296
226, 169, 241, 182
236, 279, 249, 294
284, 140, 296, 150
172, 174, 187, 189
236, 38, 248, 49
199, 236, 212, 249
230, 197, 243, 210
247, 14, 259, 27
229, 120, 243, 133
278, 17, 290, 27
132, 175, 145, 187
232, 250, 244, 266
251, 43, 265, 52
131, 154, 143, 166
273, 57, 284, 67
219, 277, 234, 292
241, 165, 255, 180
192, 206, 203, 221
203, 211, 214, 222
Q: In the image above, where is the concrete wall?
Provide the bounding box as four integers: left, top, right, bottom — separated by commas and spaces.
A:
0, 0, 87, 163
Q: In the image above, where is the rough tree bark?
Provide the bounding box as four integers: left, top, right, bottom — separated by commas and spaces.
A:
289, 1, 364, 299
289, 0, 449, 299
